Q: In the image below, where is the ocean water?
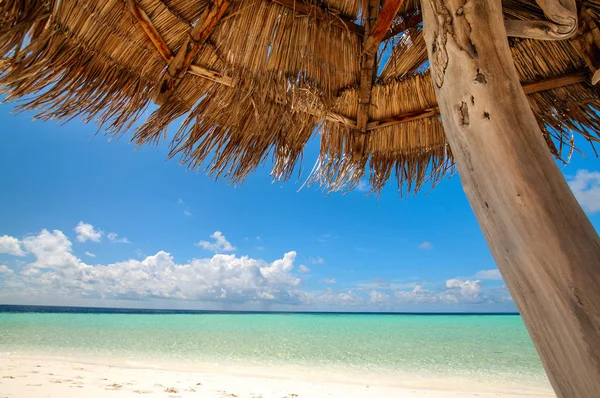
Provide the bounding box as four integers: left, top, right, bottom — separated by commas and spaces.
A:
0, 306, 549, 387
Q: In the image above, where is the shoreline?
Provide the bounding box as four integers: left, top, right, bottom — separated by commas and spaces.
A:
0, 354, 555, 397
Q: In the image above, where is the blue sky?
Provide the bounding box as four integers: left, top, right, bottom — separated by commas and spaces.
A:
1, 102, 599, 312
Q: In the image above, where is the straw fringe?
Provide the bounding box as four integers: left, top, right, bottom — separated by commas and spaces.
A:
0, 0, 54, 62
308, 72, 452, 195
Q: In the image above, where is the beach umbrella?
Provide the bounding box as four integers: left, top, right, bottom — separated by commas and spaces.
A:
1, 0, 599, 395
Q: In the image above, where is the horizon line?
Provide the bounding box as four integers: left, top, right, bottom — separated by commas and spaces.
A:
0, 304, 520, 316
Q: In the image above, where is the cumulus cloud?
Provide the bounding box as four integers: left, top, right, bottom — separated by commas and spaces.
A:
395, 285, 443, 304
107, 232, 129, 244
311, 257, 325, 264
369, 290, 389, 303
0, 229, 302, 305
75, 222, 102, 243
475, 269, 502, 280
0, 235, 25, 256
445, 279, 482, 302
183, 210, 192, 217
298, 265, 311, 273
196, 231, 236, 252
85, 251, 96, 258
418, 241, 433, 250
567, 169, 600, 214
0, 229, 514, 309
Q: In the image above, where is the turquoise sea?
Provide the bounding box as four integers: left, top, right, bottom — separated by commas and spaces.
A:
0, 307, 549, 388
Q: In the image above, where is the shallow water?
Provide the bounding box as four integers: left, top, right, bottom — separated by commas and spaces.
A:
0, 310, 548, 386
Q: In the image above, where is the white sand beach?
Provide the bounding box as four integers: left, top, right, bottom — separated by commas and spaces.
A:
0, 355, 555, 398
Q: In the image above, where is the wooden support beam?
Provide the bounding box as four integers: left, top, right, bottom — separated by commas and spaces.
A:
363, 0, 407, 54
153, 0, 230, 105
422, 0, 600, 396
270, 0, 364, 36
366, 107, 438, 130
522, 71, 588, 94
571, 7, 600, 85
356, 0, 381, 133
127, 0, 233, 90
188, 65, 234, 87
127, 0, 173, 63
382, 13, 422, 41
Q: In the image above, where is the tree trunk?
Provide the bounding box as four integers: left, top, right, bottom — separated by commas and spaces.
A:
420, 0, 600, 396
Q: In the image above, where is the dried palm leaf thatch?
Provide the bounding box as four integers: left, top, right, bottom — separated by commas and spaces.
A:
0, 0, 599, 195
0, 0, 54, 61
380, 28, 427, 83
310, 72, 451, 195
138, 69, 325, 183
510, 37, 600, 155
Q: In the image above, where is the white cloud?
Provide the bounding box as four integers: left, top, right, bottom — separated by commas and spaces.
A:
298, 265, 310, 273
107, 232, 129, 244
311, 257, 325, 264
395, 285, 443, 304
446, 279, 482, 301
394, 279, 484, 304
419, 241, 433, 250
475, 269, 502, 280
75, 222, 102, 243
183, 210, 192, 217
1, 229, 302, 305
567, 169, 600, 214
0, 228, 515, 310
0, 235, 25, 256
22, 229, 82, 271
196, 231, 236, 252
357, 278, 418, 290
356, 180, 369, 192
312, 289, 365, 306
369, 290, 389, 303
85, 251, 96, 258
177, 198, 183, 205
0, 265, 14, 275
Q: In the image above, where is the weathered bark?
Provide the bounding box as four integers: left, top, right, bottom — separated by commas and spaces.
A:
421, 0, 600, 396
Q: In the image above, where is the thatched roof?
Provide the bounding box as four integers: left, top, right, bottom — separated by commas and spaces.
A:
1, 0, 599, 193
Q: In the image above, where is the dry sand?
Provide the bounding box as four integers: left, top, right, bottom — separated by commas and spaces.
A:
0, 355, 555, 398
